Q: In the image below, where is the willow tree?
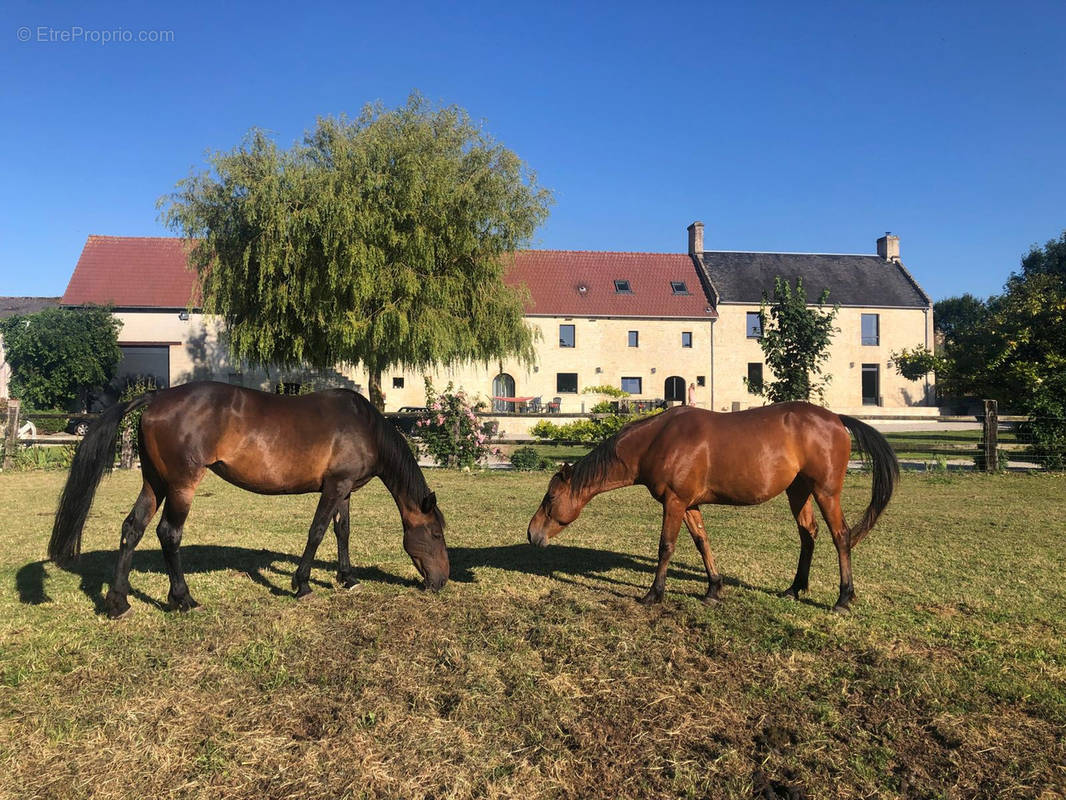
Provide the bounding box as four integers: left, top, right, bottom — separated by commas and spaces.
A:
160, 93, 551, 408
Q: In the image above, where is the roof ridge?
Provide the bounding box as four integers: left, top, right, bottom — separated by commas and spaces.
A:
702, 250, 880, 257
518, 249, 687, 256
88, 234, 188, 242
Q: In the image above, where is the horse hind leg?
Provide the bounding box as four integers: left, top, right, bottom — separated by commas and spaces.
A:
684, 507, 723, 604
333, 495, 361, 590
104, 478, 162, 619
813, 489, 854, 613
157, 481, 203, 613
782, 481, 818, 601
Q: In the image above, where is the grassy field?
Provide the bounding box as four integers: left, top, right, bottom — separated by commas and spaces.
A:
1, 468, 1064, 799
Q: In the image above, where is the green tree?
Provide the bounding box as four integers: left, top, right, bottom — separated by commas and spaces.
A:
746, 277, 839, 403
933, 293, 988, 345
926, 232, 1066, 466
160, 92, 551, 409
0, 306, 121, 410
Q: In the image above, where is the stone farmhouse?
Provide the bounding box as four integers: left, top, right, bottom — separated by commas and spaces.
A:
58, 223, 934, 415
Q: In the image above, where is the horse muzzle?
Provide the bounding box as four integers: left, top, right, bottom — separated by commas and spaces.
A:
527, 526, 549, 548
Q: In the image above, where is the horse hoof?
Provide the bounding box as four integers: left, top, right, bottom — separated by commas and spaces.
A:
343, 581, 362, 592
702, 594, 720, 606
637, 591, 662, 606
832, 603, 851, 615
781, 589, 799, 601
108, 605, 133, 620
295, 587, 313, 601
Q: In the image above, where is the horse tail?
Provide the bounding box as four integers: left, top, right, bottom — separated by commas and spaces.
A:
838, 414, 899, 548
49, 394, 153, 566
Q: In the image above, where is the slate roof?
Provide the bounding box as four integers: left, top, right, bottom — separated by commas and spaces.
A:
62, 236, 200, 308
0, 297, 60, 319
700, 251, 930, 308
507, 251, 715, 318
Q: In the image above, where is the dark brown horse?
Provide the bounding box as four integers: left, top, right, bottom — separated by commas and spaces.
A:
49, 381, 449, 618
527, 403, 898, 612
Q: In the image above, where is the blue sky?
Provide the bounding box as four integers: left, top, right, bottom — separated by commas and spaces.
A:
2, 0, 1064, 301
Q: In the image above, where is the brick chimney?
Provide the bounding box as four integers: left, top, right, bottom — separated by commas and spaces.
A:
877, 232, 900, 262
687, 221, 704, 255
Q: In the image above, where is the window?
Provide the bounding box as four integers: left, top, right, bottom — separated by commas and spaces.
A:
621, 377, 642, 395
392, 376, 404, 389
556, 372, 578, 393
670, 281, 689, 295
681, 331, 692, 348
613, 279, 632, 294
628, 330, 639, 347
747, 363, 763, 393
696, 375, 706, 387
559, 324, 575, 348
861, 313, 880, 346
746, 312, 762, 338
862, 364, 880, 405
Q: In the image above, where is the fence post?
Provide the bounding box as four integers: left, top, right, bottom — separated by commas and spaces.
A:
982, 399, 999, 473
2, 399, 20, 471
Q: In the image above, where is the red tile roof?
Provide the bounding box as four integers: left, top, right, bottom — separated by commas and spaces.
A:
62, 236, 716, 319
507, 250, 715, 318
62, 236, 200, 308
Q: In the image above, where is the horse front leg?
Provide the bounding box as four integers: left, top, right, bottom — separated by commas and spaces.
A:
782, 481, 818, 600
639, 496, 685, 605
684, 507, 723, 604
293, 480, 351, 599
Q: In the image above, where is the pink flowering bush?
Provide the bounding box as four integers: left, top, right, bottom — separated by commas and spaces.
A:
414, 379, 489, 468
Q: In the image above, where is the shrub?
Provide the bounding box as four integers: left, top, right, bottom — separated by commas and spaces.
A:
5, 445, 76, 472
415, 380, 488, 468
118, 376, 161, 465
582, 385, 630, 398
509, 446, 554, 471
530, 409, 661, 444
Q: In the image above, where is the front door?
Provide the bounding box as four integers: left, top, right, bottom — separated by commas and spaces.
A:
664, 376, 685, 402
861, 364, 880, 406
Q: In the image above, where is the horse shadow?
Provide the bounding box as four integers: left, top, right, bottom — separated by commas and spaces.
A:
447, 543, 781, 603
15, 545, 419, 614
17, 541, 801, 611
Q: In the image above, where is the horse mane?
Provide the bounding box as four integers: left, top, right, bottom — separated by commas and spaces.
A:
569, 411, 664, 494
347, 391, 431, 504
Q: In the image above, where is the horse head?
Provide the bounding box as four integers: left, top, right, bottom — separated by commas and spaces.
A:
527, 463, 583, 547
402, 492, 449, 591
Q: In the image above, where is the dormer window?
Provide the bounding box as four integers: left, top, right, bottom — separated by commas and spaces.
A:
613, 279, 632, 294
670, 281, 689, 295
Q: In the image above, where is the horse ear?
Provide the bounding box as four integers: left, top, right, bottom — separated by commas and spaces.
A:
420, 492, 437, 514
559, 462, 574, 479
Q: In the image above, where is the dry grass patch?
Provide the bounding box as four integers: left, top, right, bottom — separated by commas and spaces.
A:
1, 469, 1064, 798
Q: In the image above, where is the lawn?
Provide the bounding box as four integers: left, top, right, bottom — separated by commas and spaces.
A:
1, 468, 1064, 799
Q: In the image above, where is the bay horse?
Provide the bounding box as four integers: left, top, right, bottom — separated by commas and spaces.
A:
527, 403, 898, 612
49, 381, 449, 618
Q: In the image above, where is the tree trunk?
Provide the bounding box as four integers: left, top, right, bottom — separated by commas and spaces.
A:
368, 368, 385, 412
120, 425, 134, 469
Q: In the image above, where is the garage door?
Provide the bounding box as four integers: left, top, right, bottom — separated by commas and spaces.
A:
118, 345, 170, 387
